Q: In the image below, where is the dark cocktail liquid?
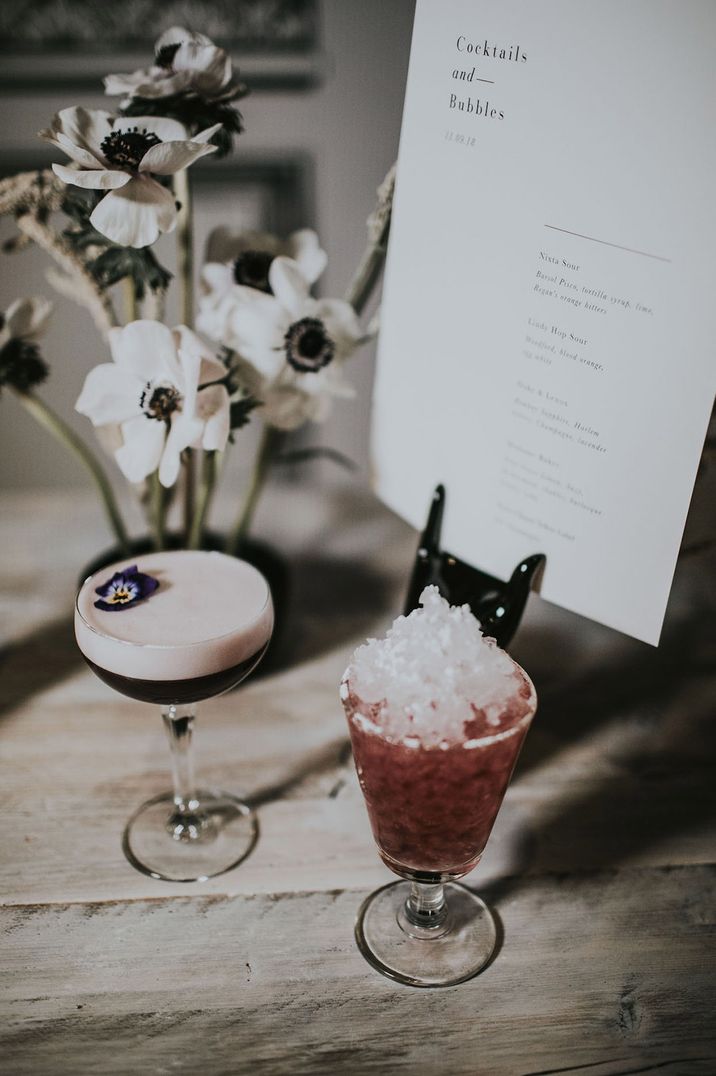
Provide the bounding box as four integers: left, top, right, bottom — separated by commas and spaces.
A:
85, 645, 267, 705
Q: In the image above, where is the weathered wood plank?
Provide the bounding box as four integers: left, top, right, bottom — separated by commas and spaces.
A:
1, 866, 714, 1076
1, 633, 714, 906
1, 490, 715, 1076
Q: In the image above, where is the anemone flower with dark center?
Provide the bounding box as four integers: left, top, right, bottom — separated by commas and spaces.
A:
198, 255, 366, 431
41, 107, 220, 247
105, 26, 240, 103
284, 317, 336, 373
232, 250, 275, 293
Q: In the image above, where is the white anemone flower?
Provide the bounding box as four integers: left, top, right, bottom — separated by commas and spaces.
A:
104, 27, 241, 102
197, 256, 364, 431
76, 320, 230, 487
40, 107, 219, 248
201, 227, 327, 297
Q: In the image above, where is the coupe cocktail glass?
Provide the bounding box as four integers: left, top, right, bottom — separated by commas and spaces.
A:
75, 550, 273, 882
341, 586, 537, 987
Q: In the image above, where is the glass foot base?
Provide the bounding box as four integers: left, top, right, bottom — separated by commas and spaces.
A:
355, 880, 497, 987
122, 789, 258, 882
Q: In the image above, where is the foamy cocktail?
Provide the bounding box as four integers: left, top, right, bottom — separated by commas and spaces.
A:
76, 550, 273, 705
341, 585, 536, 987
76, 550, 273, 881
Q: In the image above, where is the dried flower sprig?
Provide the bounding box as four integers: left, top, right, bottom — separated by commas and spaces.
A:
0, 171, 118, 334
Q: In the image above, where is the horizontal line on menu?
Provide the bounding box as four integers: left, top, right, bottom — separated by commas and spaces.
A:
544, 224, 671, 263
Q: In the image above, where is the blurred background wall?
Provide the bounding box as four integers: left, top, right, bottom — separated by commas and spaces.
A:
0, 0, 416, 493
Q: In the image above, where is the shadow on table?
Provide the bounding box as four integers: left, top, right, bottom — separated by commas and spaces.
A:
0, 615, 82, 721
261, 550, 399, 675
478, 597, 716, 906
247, 736, 352, 809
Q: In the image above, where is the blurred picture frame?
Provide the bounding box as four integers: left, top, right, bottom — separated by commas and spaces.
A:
0, 0, 322, 91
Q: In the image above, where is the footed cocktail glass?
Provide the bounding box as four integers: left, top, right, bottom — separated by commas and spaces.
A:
341, 586, 537, 987
75, 550, 273, 882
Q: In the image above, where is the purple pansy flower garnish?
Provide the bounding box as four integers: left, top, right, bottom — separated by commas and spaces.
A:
94, 564, 159, 611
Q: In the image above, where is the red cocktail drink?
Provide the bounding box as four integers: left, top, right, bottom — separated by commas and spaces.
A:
341, 585, 537, 987
343, 670, 534, 878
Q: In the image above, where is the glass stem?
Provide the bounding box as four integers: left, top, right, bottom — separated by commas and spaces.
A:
404, 881, 449, 930
162, 705, 213, 842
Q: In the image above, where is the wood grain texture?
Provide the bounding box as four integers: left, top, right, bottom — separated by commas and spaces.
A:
1, 486, 715, 1075
2, 869, 715, 1076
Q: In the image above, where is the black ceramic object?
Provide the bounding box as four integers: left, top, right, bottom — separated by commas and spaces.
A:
404, 485, 545, 650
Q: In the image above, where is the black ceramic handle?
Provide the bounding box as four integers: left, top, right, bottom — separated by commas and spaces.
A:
404, 485, 545, 650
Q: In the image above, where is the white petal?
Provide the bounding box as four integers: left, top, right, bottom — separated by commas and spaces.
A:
42, 107, 114, 160
200, 352, 228, 385
90, 177, 176, 248
114, 115, 188, 142
116, 416, 165, 483
190, 48, 232, 94
269, 257, 310, 317
111, 320, 181, 384
174, 324, 228, 386
200, 262, 234, 297
111, 70, 192, 98
5, 297, 53, 340
197, 385, 231, 450
76, 363, 141, 426
139, 139, 216, 175
227, 292, 286, 356
315, 298, 362, 357
103, 71, 146, 96
174, 41, 219, 73
287, 230, 327, 285
192, 123, 223, 144
52, 163, 130, 190
195, 299, 228, 344
155, 26, 200, 49
159, 414, 204, 487
175, 336, 202, 415
55, 132, 106, 169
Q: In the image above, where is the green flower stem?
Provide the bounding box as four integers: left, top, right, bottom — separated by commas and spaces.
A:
150, 472, 165, 552
226, 426, 280, 556
15, 390, 130, 554
182, 449, 196, 544
188, 450, 219, 550
174, 168, 194, 327
174, 168, 195, 542
123, 276, 139, 322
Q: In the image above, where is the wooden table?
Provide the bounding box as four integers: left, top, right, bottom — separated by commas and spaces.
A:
1, 484, 714, 1075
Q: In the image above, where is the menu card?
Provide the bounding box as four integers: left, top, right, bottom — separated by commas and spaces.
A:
372, 0, 716, 644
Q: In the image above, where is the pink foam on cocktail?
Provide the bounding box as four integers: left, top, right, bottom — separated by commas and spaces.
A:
76, 550, 273, 682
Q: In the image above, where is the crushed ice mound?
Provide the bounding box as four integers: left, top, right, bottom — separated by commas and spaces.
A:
342, 586, 531, 746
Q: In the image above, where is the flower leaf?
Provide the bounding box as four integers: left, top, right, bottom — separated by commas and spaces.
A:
229, 395, 260, 431
62, 190, 172, 298
88, 246, 173, 300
